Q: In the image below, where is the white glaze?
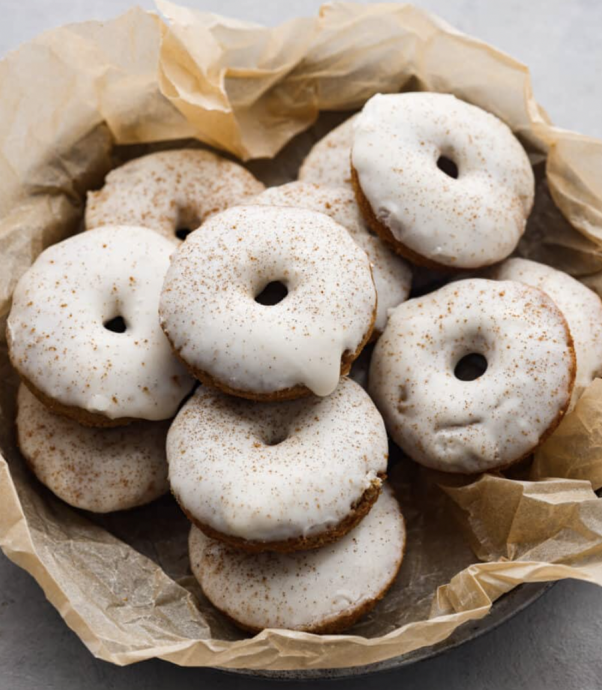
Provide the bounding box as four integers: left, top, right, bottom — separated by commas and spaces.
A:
298, 115, 358, 190
86, 149, 265, 243
17, 385, 169, 512
159, 205, 376, 398
251, 182, 412, 333
7, 226, 193, 421
167, 377, 387, 543
352, 93, 535, 269
369, 279, 575, 473
188, 484, 405, 632
492, 258, 602, 406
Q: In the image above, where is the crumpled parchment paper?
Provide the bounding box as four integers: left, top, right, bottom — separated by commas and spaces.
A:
2, 0, 602, 672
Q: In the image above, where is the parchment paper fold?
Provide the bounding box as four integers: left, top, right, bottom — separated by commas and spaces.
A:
2, 1, 602, 672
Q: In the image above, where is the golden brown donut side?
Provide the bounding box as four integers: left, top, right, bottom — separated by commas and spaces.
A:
161, 287, 378, 402
16, 373, 136, 428
193, 508, 407, 635
175, 475, 385, 554
353, 164, 478, 273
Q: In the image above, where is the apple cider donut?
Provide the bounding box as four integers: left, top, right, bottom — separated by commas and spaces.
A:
7, 226, 193, 426
298, 114, 358, 189
188, 484, 405, 633
251, 181, 412, 334
86, 149, 265, 242
159, 205, 377, 400
351, 93, 535, 270
167, 377, 388, 552
17, 385, 169, 513
369, 279, 576, 474
492, 257, 602, 406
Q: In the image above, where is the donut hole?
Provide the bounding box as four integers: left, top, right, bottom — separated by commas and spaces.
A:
103, 315, 127, 334
437, 155, 459, 179
263, 429, 288, 446
175, 226, 193, 241
454, 353, 488, 381
175, 207, 201, 241
255, 281, 289, 306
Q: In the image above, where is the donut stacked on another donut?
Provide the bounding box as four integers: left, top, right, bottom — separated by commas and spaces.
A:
369, 279, 576, 474
8, 225, 194, 426
167, 378, 388, 553
351, 93, 535, 271
168, 378, 403, 632
154, 193, 408, 631
86, 149, 265, 243
189, 484, 405, 634
159, 204, 377, 400
8, 225, 189, 511
249, 182, 412, 335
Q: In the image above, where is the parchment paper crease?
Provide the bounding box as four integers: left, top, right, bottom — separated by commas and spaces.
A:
2, 1, 602, 672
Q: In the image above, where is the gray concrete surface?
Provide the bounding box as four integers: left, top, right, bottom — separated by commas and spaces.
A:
2, 1, 602, 688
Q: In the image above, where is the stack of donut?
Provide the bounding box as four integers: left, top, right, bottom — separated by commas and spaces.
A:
8, 92, 602, 635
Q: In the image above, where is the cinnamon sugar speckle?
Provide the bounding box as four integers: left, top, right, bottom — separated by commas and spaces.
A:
251, 182, 411, 333
188, 484, 404, 632
369, 278, 575, 473
352, 93, 535, 270
16, 385, 169, 512
86, 149, 265, 243
299, 114, 358, 190
159, 205, 376, 397
6, 226, 193, 421
168, 378, 388, 543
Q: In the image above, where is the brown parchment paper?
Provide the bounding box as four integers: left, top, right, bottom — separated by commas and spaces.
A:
3, 1, 602, 672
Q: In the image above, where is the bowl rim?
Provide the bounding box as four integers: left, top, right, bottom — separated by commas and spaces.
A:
217, 581, 554, 680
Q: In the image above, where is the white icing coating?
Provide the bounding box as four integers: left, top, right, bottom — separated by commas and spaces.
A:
352, 93, 535, 269
159, 205, 376, 398
298, 115, 357, 190
250, 182, 412, 333
86, 149, 265, 243
369, 279, 575, 474
492, 258, 602, 406
167, 377, 387, 543
7, 226, 193, 422
188, 484, 405, 632
16, 385, 169, 512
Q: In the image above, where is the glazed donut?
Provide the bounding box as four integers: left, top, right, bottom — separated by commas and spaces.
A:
298, 115, 357, 189
167, 377, 387, 552
159, 205, 377, 400
491, 258, 602, 406
250, 181, 412, 333
369, 279, 576, 474
188, 484, 405, 633
86, 149, 265, 243
351, 93, 535, 270
16, 385, 169, 513
7, 226, 193, 426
